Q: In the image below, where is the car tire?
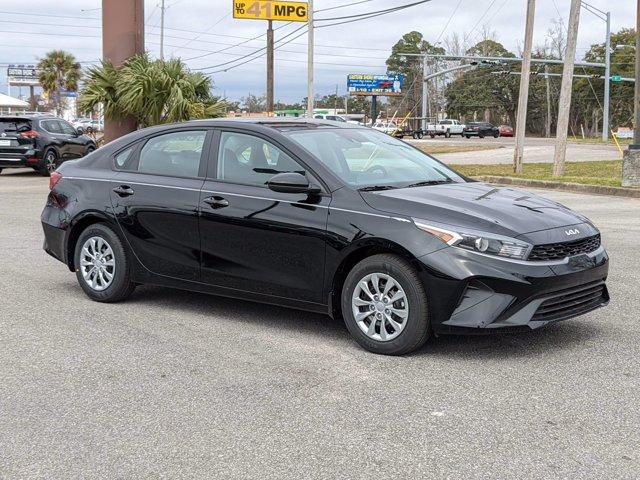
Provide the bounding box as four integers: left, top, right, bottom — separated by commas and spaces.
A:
74, 223, 136, 303
444, 130, 451, 138
38, 149, 58, 177
494, 132, 500, 138
465, 135, 470, 139
84, 146, 96, 157
479, 133, 485, 139
341, 254, 430, 356
429, 134, 435, 138
417, 132, 424, 139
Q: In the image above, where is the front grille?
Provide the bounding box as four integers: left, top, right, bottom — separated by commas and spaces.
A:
532, 281, 607, 323
528, 234, 601, 261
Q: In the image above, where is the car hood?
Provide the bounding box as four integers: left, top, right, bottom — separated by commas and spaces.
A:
360, 182, 594, 240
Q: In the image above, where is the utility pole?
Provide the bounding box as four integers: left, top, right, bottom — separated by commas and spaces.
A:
421, 58, 429, 131
159, 0, 166, 60
102, 0, 144, 142
545, 64, 552, 138
266, 20, 274, 114
622, 0, 640, 186
553, 0, 581, 177
634, 0, 640, 146
306, 0, 314, 117
513, 0, 536, 174
602, 11, 611, 140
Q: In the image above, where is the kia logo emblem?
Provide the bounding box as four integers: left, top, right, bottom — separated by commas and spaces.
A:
565, 229, 580, 236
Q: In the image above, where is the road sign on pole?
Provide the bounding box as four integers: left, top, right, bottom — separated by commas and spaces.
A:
233, 1, 308, 22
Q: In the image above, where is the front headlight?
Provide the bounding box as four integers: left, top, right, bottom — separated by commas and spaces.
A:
413, 219, 533, 260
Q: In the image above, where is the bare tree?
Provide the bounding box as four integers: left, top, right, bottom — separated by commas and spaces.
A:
546, 17, 567, 59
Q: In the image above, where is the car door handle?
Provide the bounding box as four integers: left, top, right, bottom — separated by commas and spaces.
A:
203, 196, 229, 209
113, 185, 134, 197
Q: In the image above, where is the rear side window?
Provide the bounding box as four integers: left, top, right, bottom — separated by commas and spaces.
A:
42, 120, 62, 134
136, 130, 206, 177
114, 147, 135, 169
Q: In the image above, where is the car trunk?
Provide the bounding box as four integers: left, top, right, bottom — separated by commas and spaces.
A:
0, 118, 36, 155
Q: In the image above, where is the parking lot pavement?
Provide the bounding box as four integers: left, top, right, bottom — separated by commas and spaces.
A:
408, 137, 620, 165
1, 169, 639, 479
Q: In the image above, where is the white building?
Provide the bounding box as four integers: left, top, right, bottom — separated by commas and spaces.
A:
0, 93, 29, 114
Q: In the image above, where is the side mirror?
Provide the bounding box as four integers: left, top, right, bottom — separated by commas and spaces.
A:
267, 172, 321, 195
76, 127, 84, 135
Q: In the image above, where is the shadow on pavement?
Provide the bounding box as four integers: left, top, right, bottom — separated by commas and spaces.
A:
121, 284, 602, 359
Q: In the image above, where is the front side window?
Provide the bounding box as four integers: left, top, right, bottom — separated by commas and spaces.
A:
216, 132, 305, 187
284, 127, 465, 189
59, 121, 77, 135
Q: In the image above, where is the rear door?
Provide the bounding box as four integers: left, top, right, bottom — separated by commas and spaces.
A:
109, 129, 211, 281
40, 119, 72, 158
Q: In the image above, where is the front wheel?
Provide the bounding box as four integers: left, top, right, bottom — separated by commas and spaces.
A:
341, 254, 430, 355
444, 130, 451, 138
493, 132, 500, 138
84, 146, 96, 157
74, 223, 136, 302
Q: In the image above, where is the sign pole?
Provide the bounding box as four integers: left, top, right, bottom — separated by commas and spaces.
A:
307, 0, 314, 117
371, 95, 378, 124
602, 11, 611, 140
267, 20, 274, 114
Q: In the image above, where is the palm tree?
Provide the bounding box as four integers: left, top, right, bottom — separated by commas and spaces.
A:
78, 54, 226, 128
38, 50, 81, 116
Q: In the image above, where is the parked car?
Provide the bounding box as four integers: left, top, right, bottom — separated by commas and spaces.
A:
372, 120, 399, 135
0, 114, 97, 176
313, 114, 348, 123
499, 125, 514, 137
463, 122, 500, 138
41, 119, 609, 355
426, 119, 465, 138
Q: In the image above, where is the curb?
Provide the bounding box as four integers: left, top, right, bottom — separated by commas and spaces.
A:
474, 176, 640, 199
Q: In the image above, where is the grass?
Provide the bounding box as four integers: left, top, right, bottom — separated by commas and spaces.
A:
416, 144, 503, 155
452, 160, 623, 188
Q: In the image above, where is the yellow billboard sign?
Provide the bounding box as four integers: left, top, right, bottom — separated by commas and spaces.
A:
233, 1, 309, 22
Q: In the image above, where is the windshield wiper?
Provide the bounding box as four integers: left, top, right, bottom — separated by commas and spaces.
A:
358, 185, 398, 192
404, 179, 454, 188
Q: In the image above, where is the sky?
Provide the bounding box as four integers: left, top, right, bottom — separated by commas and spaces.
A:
0, 0, 635, 104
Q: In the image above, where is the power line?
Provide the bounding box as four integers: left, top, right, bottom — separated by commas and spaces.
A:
435, 0, 462, 44
315, 0, 379, 13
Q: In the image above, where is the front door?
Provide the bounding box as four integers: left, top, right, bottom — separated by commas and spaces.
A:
199, 130, 330, 304
109, 129, 210, 281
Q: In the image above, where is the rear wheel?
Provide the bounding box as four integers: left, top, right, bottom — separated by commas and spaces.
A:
417, 131, 424, 139
493, 132, 500, 138
465, 135, 470, 139
341, 254, 430, 355
74, 223, 135, 302
38, 150, 58, 177
479, 133, 485, 139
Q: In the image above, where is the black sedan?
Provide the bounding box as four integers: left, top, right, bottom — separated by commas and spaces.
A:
0, 114, 96, 176
41, 119, 609, 355
463, 122, 500, 139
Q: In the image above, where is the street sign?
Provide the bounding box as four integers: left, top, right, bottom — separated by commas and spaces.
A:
347, 74, 405, 96
610, 75, 622, 82
233, 1, 308, 22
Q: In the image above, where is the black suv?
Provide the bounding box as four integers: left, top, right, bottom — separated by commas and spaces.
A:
463, 122, 500, 139
0, 115, 96, 176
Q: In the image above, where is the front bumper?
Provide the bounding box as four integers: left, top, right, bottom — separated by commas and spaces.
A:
418, 244, 609, 334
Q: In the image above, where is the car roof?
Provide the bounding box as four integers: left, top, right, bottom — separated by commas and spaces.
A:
180, 117, 362, 130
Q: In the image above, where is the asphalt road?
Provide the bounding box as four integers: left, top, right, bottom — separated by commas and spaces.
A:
407, 136, 621, 165
1, 169, 639, 479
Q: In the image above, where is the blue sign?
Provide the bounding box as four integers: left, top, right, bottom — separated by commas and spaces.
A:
347, 74, 404, 96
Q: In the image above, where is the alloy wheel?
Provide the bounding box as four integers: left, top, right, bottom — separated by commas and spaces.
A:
351, 272, 409, 342
45, 152, 57, 173
80, 236, 115, 291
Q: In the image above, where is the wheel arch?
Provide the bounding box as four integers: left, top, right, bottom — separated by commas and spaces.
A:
328, 239, 422, 319
65, 212, 116, 271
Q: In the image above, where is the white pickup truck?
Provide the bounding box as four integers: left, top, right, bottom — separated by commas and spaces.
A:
426, 119, 465, 138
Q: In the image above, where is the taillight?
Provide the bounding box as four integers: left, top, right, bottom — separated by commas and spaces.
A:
19, 130, 39, 138
49, 171, 62, 190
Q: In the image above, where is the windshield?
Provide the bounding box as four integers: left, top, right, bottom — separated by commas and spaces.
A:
284, 127, 466, 189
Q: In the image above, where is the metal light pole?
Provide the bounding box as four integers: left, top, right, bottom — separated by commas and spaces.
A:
159, 0, 165, 60
306, 0, 314, 117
